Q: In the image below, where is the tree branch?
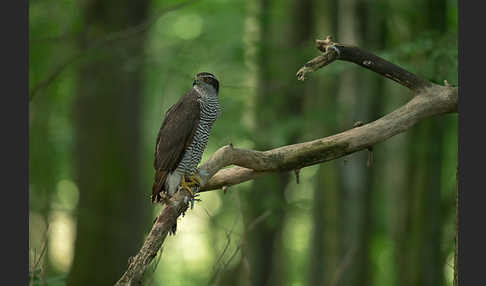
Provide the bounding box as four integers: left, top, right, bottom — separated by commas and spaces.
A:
296, 35, 432, 91
198, 84, 456, 192
114, 36, 458, 285
114, 191, 190, 286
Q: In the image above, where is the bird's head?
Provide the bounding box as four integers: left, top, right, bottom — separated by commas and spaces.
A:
193, 72, 219, 94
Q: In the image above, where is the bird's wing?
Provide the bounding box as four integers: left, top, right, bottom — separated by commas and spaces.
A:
152, 89, 200, 202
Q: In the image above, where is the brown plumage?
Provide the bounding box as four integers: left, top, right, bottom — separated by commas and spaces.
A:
151, 89, 200, 203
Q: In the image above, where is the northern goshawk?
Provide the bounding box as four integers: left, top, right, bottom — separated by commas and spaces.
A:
151, 72, 221, 233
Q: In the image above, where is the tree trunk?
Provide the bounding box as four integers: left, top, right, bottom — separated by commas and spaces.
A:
396, 1, 449, 285
67, 1, 150, 285
333, 0, 373, 285
307, 1, 339, 285
241, 0, 288, 283
240, 0, 315, 285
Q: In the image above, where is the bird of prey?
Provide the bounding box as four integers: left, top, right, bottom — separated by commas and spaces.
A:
151, 72, 221, 232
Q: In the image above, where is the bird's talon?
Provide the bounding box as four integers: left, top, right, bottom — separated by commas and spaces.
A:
187, 174, 202, 187
181, 185, 194, 197
179, 175, 195, 197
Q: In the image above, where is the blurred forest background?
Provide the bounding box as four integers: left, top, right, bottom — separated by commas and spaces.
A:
29, 0, 458, 285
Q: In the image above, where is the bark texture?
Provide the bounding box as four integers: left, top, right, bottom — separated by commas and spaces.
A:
197, 84, 456, 191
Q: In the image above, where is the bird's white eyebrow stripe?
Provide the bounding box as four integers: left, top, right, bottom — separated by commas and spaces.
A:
198, 74, 217, 80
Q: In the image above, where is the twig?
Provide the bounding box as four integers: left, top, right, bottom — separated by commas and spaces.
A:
294, 169, 301, 184
145, 247, 163, 286
367, 147, 373, 167
246, 210, 271, 231
330, 244, 358, 286
29, 225, 49, 285
210, 210, 242, 274
207, 202, 244, 285
213, 233, 233, 271
208, 210, 271, 286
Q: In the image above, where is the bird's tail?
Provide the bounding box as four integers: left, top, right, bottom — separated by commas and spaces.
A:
152, 170, 168, 203
170, 222, 177, 235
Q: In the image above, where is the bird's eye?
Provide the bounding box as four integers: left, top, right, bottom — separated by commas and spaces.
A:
193, 80, 197, 86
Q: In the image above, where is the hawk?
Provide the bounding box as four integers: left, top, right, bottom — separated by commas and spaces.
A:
152, 72, 221, 232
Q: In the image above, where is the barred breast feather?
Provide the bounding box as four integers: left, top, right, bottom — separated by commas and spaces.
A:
151, 89, 201, 202
151, 86, 220, 203
175, 90, 220, 175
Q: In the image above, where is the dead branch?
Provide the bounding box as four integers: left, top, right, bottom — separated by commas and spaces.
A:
114, 35, 458, 285
114, 190, 190, 286
197, 85, 456, 192
296, 35, 432, 90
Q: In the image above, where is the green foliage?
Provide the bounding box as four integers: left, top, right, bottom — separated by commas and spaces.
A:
380, 31, 458, 85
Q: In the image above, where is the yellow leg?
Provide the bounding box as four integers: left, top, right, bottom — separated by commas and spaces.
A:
179, 175, 195, 197
186, 174, 202, 187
